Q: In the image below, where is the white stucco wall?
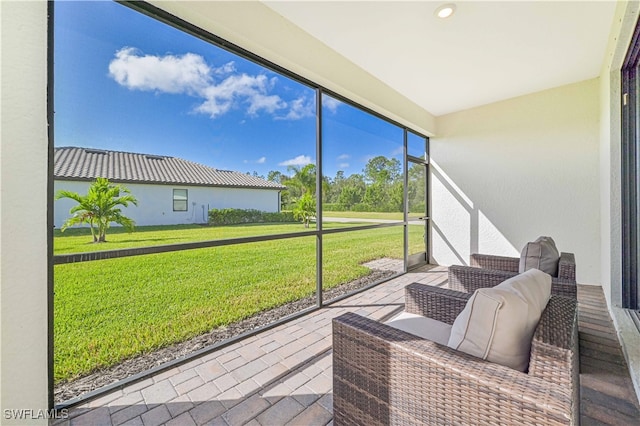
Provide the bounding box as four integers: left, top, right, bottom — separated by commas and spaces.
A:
54, 181, 281, 227
431, 78, 601, 285
599, 1, 629, 309
1, 1, 49, 423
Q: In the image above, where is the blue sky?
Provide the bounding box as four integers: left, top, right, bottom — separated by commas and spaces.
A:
54, 1, 409, 179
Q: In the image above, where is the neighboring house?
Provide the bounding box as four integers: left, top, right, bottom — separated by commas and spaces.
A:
54, 147, 286, 227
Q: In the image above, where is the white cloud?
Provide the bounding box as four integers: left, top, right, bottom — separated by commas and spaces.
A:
339, 163, 350, 169
244, 156, 267, 164
247, 93, 286, 116
337, 154, 350, 160
279, 155, 313, 166
276, 96, 315, 120
108, 47, 211, 95
109, 47, 296, 120
323, 96, 342, 113
214, 62, 236, 75
391, 146, 404, 156
196, 74, 286, 118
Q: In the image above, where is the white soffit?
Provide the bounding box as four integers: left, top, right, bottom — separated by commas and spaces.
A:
263, 1, 616, 116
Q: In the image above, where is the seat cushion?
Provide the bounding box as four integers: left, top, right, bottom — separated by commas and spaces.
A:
447, 269, 552, 371
518, 236, 560, 276
385, 311, 452, 346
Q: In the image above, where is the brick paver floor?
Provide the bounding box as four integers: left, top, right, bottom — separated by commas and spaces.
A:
57, 264, 640, 425
61, 264, 448, 426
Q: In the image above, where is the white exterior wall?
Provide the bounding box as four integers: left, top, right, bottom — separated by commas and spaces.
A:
54, 181, 281, 227
1, 1, 49, 423
431, 78, 601, 285
599, 0, 638, 309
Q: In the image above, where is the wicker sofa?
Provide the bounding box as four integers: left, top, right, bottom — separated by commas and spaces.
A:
448, 252, 577, 298
332, 283, 579, 425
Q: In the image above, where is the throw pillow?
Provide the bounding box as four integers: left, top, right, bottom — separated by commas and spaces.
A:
447, 269, 552, 371
518, 236, 560, 276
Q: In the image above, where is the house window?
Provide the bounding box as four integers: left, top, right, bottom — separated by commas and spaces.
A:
173, 189, 188, 211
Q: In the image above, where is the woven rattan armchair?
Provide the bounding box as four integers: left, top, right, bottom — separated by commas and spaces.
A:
333, 284, 579, 425
448, 252, 577, 298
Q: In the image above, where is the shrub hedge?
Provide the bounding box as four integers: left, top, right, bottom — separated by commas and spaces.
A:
208, 208, 296, 225
322, 203, 347, 212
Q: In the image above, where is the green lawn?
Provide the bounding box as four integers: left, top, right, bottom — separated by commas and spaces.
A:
53, 223, 308, 254
54, 222, 424, 383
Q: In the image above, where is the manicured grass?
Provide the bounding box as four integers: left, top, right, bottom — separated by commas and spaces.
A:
54, 223, 423, 383
55, 237, 314, 383
53, 223, 308, 254
322, 226, 406, 287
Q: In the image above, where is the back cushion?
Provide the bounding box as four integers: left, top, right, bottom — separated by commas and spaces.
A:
519, 236, 560, 276
447, 269, 552, 371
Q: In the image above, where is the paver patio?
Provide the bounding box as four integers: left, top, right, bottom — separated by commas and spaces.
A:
57, 264, 639, 425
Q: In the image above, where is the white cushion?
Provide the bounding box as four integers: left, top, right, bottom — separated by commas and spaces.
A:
447, 269, 552, 371
385, 311, 452, 346
495, 266, 552, 316
519, 236, 560, 276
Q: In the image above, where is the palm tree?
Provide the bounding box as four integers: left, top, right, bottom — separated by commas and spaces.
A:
286, 164, 317, 197
56, 177, 138, 243
286, 164, 323, 226
293, 192, 316, 228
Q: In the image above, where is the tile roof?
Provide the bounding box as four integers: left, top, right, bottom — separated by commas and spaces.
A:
54, 147, 286, 190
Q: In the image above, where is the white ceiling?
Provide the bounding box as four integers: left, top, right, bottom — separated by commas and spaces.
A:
263, 1, 617, 116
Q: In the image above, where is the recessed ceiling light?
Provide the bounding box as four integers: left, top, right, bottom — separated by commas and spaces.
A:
435, 3, 456, 19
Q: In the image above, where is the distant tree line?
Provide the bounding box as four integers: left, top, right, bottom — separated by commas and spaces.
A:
251, 155, 426, 216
